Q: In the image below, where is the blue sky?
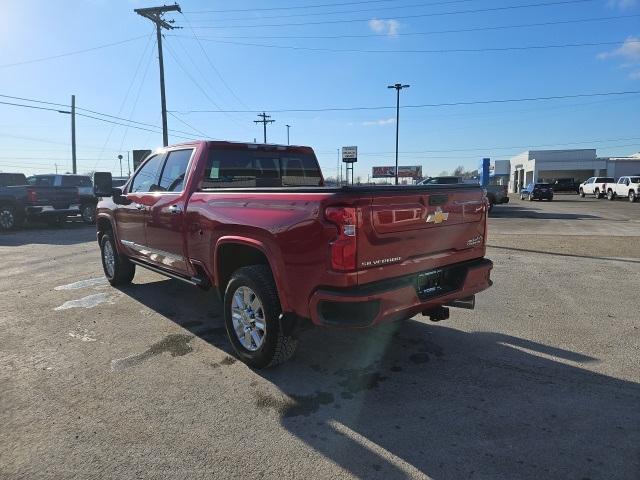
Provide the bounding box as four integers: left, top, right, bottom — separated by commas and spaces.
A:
0, 0, 639, 179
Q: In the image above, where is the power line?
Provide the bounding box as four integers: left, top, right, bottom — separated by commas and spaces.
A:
168, 111, 212, 138
184, 0, 398, 14
170, 90, 640, 114
184, 0, 596, 29
179, 13, 252, 110
94, 31, 155, 170
180, 37, 635, 55
164, 40, 245, 129
75, 112, 198, 141
352, 136, 640, 155
0, 35, 148, 69
183, 14, 640, 40
0, 93, 202, 139
183, 0, 476, 22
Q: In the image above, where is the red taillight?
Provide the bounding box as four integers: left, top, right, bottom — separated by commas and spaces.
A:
325, 206, 357, 271
27, 189, 38, 203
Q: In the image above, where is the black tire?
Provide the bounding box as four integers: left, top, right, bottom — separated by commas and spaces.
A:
607, 190, 615, 201
81, 204, 96, 224
630, 191, 637, 203
528, 194, 533, 201
100, 233, 135, 286
0, 204, 17, 231
594, 189, 601, 199
224, 265, 297, 368
579, 188, 585, 198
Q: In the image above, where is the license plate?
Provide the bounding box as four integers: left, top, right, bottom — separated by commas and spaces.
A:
417, 269, 444, 297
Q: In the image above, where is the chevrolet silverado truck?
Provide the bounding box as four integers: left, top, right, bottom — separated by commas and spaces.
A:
27, 174, 96, 223
94, 141, 493, 368
579, 176, 615, 199
0, 172, 80, 231
605, 176, 640, 202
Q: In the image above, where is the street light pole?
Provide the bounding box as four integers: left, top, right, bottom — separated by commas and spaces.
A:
286, 124, 291, 145
387, 83, 410, 185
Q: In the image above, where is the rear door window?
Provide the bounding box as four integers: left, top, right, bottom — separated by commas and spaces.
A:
157, 149, 193, 192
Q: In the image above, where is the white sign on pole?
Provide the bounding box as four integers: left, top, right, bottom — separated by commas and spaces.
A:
342, 146, 357, 163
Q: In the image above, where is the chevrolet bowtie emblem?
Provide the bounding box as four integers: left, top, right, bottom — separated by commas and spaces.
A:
426, 207, 449, 224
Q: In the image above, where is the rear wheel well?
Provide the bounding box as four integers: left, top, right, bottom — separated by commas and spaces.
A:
216, 243, 271, 297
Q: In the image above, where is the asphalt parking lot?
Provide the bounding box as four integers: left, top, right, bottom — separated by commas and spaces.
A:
1, 195, 639, 480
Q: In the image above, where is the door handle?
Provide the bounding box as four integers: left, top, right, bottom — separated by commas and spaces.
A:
168, 205, 182, 214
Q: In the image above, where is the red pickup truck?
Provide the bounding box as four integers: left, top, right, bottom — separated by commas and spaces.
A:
94, 141, 493, 368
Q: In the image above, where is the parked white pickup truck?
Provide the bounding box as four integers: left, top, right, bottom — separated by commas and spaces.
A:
579, 177, 615, 199
606, 176, 640, 202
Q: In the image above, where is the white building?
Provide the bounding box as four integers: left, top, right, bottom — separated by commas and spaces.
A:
605, 152, 640, 178
507, 149, 640, 193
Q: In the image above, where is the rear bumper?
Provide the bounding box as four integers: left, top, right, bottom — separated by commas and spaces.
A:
309, 258, 493, 327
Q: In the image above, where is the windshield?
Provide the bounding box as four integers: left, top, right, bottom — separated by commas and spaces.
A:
202, 148, 322, 188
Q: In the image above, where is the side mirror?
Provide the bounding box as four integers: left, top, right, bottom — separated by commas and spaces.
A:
112, 187, 131, 205
94, 172, 113, 196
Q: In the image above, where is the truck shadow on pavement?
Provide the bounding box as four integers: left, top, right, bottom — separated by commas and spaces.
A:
118, 278, 640, 480
0, 221, 95, 246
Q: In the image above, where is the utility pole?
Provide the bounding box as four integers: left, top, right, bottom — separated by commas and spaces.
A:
134, 3, 181, 147
387, 83, 410, 185
336, 149, 340, 186
71, 95, 77, 174
118, 154, 123, 177
254, 112, 275, 143
286, 124, 291, 145
127, 151, 131, 176
55, 163, 58, 174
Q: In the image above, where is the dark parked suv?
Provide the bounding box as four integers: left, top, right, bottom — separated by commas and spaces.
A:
550, 178, 578, 193
520, 182, 554, 201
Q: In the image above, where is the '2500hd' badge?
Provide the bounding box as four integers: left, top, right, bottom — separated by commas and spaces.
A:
426, 207, 449, 224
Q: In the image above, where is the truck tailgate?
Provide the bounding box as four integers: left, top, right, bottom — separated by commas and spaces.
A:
357, 187, 487, 284
29, 186, 79, 208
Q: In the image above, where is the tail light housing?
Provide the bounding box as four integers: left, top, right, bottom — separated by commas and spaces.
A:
325, 206, 357, 271
26, 188, 38, 204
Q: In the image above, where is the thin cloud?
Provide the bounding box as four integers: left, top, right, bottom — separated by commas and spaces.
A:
368, 19, 400, 37
597, 36, 640, 79
597, 36, 640, 61
607, 0, 638, 9
362, 118, 396, 126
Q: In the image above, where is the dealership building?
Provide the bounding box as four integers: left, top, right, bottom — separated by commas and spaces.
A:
508, 149, 640, 193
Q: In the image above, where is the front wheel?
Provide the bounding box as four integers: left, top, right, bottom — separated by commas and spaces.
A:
224, 265, 297, 368
0, 205, 17, 231
630, 191, 637, 203
579, 188, 585, 198
81, 204, 96, 224
607, 190, 615, 201
100, 233, 135, 286
528, 194, 533, 201
594, 189, 601, 199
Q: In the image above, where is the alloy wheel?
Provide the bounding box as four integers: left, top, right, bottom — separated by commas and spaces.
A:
231, 286, 266, 352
